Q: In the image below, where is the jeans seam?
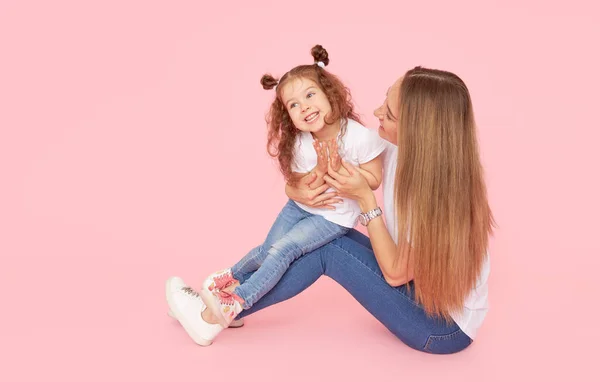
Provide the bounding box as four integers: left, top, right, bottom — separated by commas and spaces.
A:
329, 240, 423, 310
423, 329, 464, 352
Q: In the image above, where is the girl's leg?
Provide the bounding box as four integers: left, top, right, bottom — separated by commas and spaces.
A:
233, 216, 348, 308
229, 200, 311, 279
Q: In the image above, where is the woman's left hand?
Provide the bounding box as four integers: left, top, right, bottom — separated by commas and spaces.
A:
324, 160, 372, 201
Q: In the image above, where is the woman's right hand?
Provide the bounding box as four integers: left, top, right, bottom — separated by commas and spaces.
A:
285, 173, 343, 210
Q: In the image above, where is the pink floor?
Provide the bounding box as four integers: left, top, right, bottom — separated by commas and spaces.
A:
1, 1, 598, 381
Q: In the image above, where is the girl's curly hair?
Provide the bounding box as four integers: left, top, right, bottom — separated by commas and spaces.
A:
260, 45, 363, 184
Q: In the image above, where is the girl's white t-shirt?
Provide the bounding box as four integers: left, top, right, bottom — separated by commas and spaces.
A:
291, 119, 386, 228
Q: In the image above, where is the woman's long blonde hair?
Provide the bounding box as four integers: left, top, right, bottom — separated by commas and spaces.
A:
395, 67, 495, 321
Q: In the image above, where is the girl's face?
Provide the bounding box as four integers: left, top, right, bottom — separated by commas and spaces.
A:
374, 77, 402, 145
280, 77, 333, 134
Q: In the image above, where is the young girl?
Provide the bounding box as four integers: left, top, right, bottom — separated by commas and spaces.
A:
166, 45, 386, 345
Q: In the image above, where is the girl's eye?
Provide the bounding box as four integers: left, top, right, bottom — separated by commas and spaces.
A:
307, 92, 315, 98
290, 103, 298, 109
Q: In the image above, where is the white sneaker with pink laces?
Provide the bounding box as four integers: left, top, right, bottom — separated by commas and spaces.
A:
200, 270, 244, 328
166, 276, 244, 328
202, 268, 235, 293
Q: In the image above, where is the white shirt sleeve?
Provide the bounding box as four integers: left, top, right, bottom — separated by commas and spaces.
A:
354, 123, 387, 164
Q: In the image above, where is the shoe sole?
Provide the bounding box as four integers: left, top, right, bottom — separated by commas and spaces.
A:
165, 279, 214, 346
199, 288, 230, 328
167, 310, 244, 328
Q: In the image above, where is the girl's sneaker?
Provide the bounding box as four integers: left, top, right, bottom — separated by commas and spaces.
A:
167, 274, 244, 327
200, 271, 244, 328
202, 268, 236, 293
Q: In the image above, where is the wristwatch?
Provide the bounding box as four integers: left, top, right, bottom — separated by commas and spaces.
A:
358, 207, 382, 226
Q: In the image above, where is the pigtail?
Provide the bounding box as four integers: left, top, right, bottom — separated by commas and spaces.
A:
260, 74, 279, 90
310, 45, 330, 67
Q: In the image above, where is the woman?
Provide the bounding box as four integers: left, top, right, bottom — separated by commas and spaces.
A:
166, 66, 494, 354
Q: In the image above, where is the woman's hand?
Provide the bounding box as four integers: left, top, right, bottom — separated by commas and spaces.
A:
324, 160, 373, 207
285, 172, 343, 210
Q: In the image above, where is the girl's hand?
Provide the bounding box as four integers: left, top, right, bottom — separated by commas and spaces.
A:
327, 139, 342, 172
313, 139, 329, 176
324, 160, 372, 202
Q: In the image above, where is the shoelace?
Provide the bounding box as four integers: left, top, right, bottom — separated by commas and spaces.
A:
212, 274, 244, 306
213, 273, 237, 291
181, 286, 200, 298
215, 288, 244, 306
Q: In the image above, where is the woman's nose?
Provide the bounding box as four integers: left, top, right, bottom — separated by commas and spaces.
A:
374, 106, 383, 118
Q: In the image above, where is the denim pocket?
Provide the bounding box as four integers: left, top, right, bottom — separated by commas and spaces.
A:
423, 329, 473, 354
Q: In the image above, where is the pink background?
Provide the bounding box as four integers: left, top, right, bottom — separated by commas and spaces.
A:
1, 0, 598, 380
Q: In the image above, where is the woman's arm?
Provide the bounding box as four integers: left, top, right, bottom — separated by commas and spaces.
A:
324, 161, 413, 286
357, 190, 414, 286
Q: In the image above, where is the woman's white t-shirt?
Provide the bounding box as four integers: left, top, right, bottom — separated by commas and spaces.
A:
381, 141, 491, 339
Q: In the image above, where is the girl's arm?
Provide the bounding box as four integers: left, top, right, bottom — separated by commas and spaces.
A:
327, 140, 383, 190
356, 156, 383, 190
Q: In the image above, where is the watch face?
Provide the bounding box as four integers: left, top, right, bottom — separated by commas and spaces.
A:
358, 214, 367, 225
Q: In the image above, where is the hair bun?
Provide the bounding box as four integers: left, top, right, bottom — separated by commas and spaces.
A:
260, 74, 279, 90
310, 45, 330, 66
